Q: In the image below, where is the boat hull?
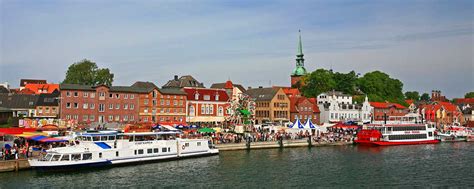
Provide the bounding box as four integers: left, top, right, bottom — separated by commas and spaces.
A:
356, 139, 440, 146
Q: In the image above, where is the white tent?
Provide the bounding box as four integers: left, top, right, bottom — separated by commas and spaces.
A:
303, 119, 319, 130
289, 118, 305, 129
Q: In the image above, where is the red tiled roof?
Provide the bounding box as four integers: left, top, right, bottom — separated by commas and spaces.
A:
455, 98, 474, 105
420, 101, 459, 112
405, 99, 414, 105
370, 102, 406, 109
17, 88, 36, 94
24, 83, 59, 94
183, 88, 229, 102
281, 88, 300, 97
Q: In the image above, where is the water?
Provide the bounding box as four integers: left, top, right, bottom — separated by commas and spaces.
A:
1, 143, 473, 188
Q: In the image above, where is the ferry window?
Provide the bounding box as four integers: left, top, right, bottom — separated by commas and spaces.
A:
86, 137, 92, 141
153, 148, 159, 153
129, 136, 134, 142
162, 148, 167, 152
108, 136, 115, 140
99, 153, 102, 158
83, 153, 92, 160
147, 149, 153, 154
185, 143, 189, 147
117, 135, 124, 140
93, 136, 100, 141
168, 147, 170, 152
43, 154, 53, 161
138, 149, 144, 154
116, 151, 119, 157
72, 154, 81, 161
428, 132, 433, 137
101, 136, 107, 141
134, 150, 137, 155
52, 154, 61, 161
197, 142, 201, 146
61, 154, 70, 161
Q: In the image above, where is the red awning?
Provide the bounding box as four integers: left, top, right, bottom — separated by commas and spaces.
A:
0, 128, 37, 135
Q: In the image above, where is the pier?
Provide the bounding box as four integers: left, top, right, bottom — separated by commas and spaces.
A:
216, 139, 353, 151
0, 159, 31, 173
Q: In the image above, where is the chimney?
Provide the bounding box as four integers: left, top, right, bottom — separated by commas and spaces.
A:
174, 75, 178, 81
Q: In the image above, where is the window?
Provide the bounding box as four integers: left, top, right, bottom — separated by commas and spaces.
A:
153, 148, 159, 153
115, 115, 120, 121
201, 105, 205, 114
66, 103, 71, 108
152, 91, 157, 98
90, 103, 95, 109
144, 99, 149, 105
162, 147, 167, 152
189, 106, 195, 116
74, 92, 78, 97
99, 104, 105, 112
130, 104, 135, 110
108, 115, 113, 121
173, 100, 177, 106
116, 94, 119, 99
147, 149, 153, 154
116, 151, 119, 157
197, 142, 201, 146
109, 93, 113, 98
83, 115, 88, 121
144, 117, 148, 122
130, 94, 135, 99
83, 92, 88, 98
83, 153, 92, 160
160, 99, 164, 105
138, 149, 144, 154
166, 100, 170, 106
72, 154, 81, 161
99, 153, 102, 158
73, 103, 78, 109
66, 91, 71, 97
66, 115, 71, 119
216, 94, 219, 101
209, 105, 214, 114
124, 104, 128, 109
90, 93, 95, 98
195, 93, 199, 100
83, 103, 88, 109
206, 106, 210, 114
123, 115, 128, 121
109, 104, 113, 109
204, 95, 210, 100
90, 115, 95, 121
179, 100, 183, 106
99, 92, 105, 97
124, 94, 128, 99
130, 115, 134, 121
116, 104, 120, 110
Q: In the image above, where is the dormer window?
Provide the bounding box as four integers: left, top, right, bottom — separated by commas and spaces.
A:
195, 93, 199, 100
215, 93, 219, 101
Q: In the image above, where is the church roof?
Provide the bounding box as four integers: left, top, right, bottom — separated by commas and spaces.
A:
162, 75, 205, 88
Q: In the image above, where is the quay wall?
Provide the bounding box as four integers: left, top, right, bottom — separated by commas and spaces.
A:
0, 159, 31, 173
216, 140, 353, 151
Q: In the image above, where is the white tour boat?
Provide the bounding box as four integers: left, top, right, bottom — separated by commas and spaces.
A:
28, 130, 218, 170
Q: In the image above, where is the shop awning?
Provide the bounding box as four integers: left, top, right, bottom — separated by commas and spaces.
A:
0, 128, 37, 135
30, 135, 48, 141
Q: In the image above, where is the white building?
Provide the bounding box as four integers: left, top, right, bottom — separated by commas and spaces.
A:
317, 91, 372, 124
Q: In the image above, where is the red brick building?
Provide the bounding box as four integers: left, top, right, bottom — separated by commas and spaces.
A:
59, 84, 140, 124
370, 102, 408, 121
183, 88, 230, 126
419, 101, 462, 126
289, 96, 320, 124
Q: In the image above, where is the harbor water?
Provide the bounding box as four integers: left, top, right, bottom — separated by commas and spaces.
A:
1, 143, 473, 188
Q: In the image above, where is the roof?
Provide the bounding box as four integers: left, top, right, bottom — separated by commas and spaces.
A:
0, 86, 9, 94
369, 102, 406, 109
282, 88, 301, 97
131, 81, 158, 92
320, 91, 351, 97
183, 88, 229, 102
0, 93, 39, 109
20, 79, 46, 87
420, 101, 459, 112
210, 81, 246, 92
159, 88, 187, 95
245, 87, 279, 101
60, 84, 95, 91
36, 93, 59, 106
61, 83, 154, 93
454, 98, 474, 105
405, 99, 414, 105
162, 75, 205, 88
24, 83, 59, 94
17, 88, 36, 94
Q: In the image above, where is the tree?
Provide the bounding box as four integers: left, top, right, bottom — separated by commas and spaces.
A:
465, 92, 474, 98
333, 71, 358, 95
63, 59, 114, 86
404, 91, 420, 101
356, 71, 404, 103
420, 93, 430, 101
300, 69, 336, 97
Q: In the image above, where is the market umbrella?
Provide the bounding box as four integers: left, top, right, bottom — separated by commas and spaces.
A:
197, 128, 215, 133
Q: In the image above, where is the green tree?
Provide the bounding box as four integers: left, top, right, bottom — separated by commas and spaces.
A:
404, 91, 420, 101
300, 69, 336, 97
333, 71, 358, 95
356, 71, 404, 102
465, 92, 474, 98
63, 59, 114, 86
420, 93, 430, 101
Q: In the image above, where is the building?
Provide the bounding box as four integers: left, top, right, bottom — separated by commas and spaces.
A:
183, 87, 230, 126
317, 91, 372, 123
290, 31, 308, 87
0, 82, 9, 91
210, 80, 246, 101
289, 96, 320, 124
162, 75, 205, 88
431, 90, 447, 102
20, 79, 47, 89
0, 107, 13, 125
246, 87, 290, 124
59, 84, 140, 124
419, 101, 462, 127
0, 93, 38, 118
23, 83, 59, 94
454, 98, 474, 107
0, 86, 9, 94
370, 102, 408, 121
35, 92, 59, 118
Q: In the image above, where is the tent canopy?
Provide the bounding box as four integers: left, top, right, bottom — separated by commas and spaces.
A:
198, 128, 215, 133
289, 118, 305, 129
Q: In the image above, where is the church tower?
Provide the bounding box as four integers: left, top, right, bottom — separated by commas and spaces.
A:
291, 30, 308, 87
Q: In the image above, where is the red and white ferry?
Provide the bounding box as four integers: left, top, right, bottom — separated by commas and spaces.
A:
355, 114, 439, 146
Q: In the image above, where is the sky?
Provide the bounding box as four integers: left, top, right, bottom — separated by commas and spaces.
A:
1, 0, 473, 98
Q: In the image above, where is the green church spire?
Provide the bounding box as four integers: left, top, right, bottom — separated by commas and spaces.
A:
291, 30, 307, 76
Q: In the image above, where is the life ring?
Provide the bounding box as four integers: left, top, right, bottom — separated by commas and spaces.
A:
182, 145, 185, 150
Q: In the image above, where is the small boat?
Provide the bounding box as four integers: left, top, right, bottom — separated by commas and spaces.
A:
355, 114, 439, 146
28, 130, 218, 170
436, 125, 471, 142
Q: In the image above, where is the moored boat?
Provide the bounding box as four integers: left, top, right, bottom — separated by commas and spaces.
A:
28, 130, 218, 170
355, 115, 439, 146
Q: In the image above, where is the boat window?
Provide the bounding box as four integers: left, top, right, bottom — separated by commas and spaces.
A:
108, 136, 115, 140
135, 136, 145, 141
43, 154, 53, 161
83, 153, 92, 160
77, 136, 83, 141
51, 154, 61, 161
61, 154, 70, 161
72, 154, 81, 161
99, 152, 102, 158
185, 143, 189, 147
197, 142, 201, 146
162, 147, 167, 152
168, 147, 171, 152
93, 136, 100, 141
116, 151, 119, 157
153, 148, 159, 153
134, 150, 137, 155
138, 149, 144, 154
85, 137, 92, 141
147, 149, 153, 154
428, 132, 433, 137
129, 137, 134, 142
101, 136, 108, 141
117, 135, 124, 140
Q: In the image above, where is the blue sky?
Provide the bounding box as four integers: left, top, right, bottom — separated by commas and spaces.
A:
1, 0, 473, 98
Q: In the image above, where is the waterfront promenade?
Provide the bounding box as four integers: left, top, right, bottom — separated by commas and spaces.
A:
216, 139, 353, 151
